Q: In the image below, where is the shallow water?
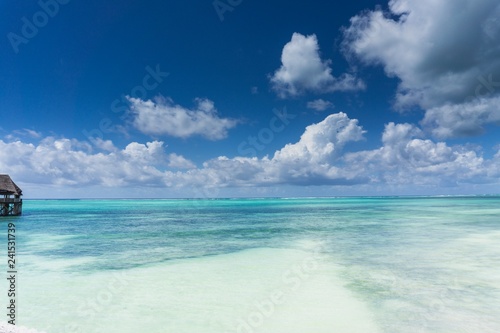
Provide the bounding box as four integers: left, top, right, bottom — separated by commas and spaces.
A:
1, 197, 499, 332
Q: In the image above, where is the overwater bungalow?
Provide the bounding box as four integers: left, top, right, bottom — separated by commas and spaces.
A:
0, 175, 22, 216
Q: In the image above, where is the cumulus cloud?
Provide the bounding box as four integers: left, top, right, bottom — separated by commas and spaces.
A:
343, 0, 500, 137
344, 122, 487, 186
0, 138, 183, 187
168, 153, 196, 169
273, 113, 365, 164
122, 141, 168, 164
271, 112, 366, 184
91, 138, 118, 152
422, 96, 500, 138
270, 33, 364, 97
198, 113, 368, 186
307, 99, 334, 111
1, 113, 498, 194
129, 96, 239, 140
0, 113, 366, 189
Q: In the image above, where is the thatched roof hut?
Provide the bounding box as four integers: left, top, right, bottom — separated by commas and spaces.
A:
0, 174, 22, 197
0, 175, 22, 216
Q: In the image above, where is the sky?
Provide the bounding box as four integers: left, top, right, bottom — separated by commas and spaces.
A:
1, 0, 499, 198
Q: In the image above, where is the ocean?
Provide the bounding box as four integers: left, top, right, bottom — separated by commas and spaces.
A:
1, 197, 499, 333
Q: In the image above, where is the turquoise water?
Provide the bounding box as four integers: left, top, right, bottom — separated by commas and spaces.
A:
1, 197, 499, 332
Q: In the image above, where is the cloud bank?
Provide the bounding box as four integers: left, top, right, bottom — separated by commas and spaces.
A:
2, 113, 498, 196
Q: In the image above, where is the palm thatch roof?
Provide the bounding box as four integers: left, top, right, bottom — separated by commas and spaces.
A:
0, 175, 22, 196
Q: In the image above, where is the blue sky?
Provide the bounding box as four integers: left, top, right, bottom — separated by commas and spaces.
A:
1, 0, 499, 198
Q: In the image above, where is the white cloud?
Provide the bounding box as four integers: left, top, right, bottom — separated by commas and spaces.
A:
344, 122, 487, 186
0, 114, 367, 189
1, 113, 498, 196
129, 96, 239, 140
4, 129, 42, 141
343, 0, 500, 137
270, 33, 364, 98
273, 113, 365, 164
198, 113, 367, 187
307, 99, 334, 111
168, 153, 196, 169
0, 138, 174, 187
422, 96, 500, 138
123, 141, 168, 164
174, 114, 496, 189
91, 138, 118, 152
270, 112, 366, 184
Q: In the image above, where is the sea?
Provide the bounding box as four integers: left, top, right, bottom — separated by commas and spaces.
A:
1, 197, 499, 333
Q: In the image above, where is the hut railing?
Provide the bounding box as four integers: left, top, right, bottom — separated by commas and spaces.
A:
0, 198, 22, 203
